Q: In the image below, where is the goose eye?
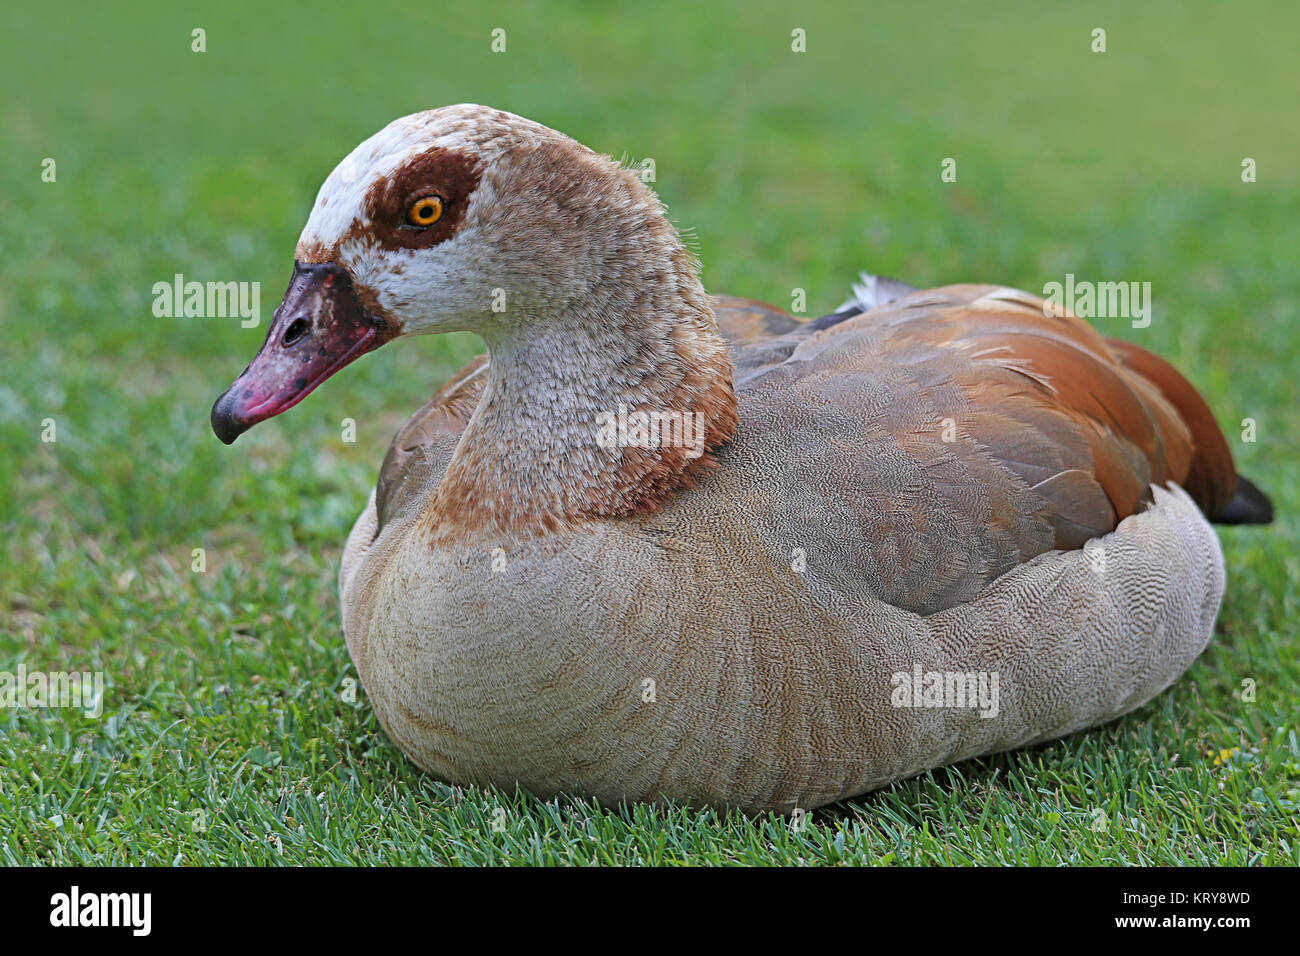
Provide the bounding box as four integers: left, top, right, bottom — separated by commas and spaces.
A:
407, 195, 445, 227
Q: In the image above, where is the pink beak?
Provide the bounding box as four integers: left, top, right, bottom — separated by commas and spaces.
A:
211, 261, 396, 444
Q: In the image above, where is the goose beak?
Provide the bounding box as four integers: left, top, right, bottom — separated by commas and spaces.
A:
211, 261, 395, 444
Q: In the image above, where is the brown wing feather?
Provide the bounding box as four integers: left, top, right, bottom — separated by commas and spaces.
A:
1104, 336, 1236, 517
709, 295, 806, 344
375, 354, 487, 531
835, 284, 1237, 546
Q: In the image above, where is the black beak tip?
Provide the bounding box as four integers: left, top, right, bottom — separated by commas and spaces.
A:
211, 389, 250, 445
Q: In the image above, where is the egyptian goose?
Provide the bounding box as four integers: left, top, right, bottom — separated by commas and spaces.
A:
212, 105, 1272, 812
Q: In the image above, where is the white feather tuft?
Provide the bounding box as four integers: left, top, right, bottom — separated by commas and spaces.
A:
837, 271, 915, 313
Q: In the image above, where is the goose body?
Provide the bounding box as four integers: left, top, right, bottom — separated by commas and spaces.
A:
214, 106, 1270, 811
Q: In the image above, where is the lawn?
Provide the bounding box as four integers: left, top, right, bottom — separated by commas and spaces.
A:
1, 0, 1296, 865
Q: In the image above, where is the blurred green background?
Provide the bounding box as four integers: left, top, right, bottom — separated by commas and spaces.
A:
0, 1, 1296, 864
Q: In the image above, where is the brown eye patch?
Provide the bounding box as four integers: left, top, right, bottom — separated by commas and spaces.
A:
364, 146, 483, 251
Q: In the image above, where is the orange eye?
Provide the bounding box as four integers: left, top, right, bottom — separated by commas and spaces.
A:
407, 195, 445, 227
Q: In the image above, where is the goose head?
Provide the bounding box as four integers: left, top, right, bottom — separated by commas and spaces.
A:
212, 104, 686, 443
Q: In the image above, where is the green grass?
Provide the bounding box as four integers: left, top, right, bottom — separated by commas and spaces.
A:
1, 0, 1297, 865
